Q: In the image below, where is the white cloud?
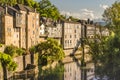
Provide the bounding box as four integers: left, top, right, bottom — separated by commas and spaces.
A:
81, 9, 93, 13
80, 8, 95, 20
60, 9, 101, 20
100, 4, 109, 10
60, 11, 81, 19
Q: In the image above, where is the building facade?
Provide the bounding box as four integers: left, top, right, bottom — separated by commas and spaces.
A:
0, 4, 39, 49
62, 21, 82, 49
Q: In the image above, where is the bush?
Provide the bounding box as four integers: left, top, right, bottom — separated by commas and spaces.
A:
4, 45, 16, 57
0, 44, 2, 47
16, 48, 25, 56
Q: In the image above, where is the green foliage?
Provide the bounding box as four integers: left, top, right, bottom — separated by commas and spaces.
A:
16, 48, 25, 56
0, 44, 2, 47
0, 0, 60, 20
103, 1, 120, 33
24, 0, 35, 7
29, 46, 36, 54
0, 0, 36, 7
0, 52, 17, 80
0, 52, 17, 71
38, 0, 60, 20
88, 19, 120, 80
0, 0, 17, 6
86, 2, 120, 79
68, 16, 79, 22
60, 15, 66, 20
4, 45, 25, 57
92, 35, 120, 79
36, 38, 65, 66
39, 63, 64, 80
4, 45, 16, 57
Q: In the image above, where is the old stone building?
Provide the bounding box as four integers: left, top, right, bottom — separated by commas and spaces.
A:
0, 4, 39, 49
61, 21, 82, 49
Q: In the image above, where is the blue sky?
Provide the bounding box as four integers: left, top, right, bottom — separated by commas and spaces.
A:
36, 0, 116, 20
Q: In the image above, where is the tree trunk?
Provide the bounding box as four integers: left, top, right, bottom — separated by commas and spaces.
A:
2, 63, 7, 80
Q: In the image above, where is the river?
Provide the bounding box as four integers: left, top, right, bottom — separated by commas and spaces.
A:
10, 59, 94, 80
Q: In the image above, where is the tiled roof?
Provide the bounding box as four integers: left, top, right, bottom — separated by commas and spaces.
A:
24, 6, 34, 12
15, 4, 27, 11
14, 4, 35, 12
8, 6, 19, 13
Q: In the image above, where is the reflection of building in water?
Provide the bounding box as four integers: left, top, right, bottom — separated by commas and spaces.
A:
64, 62, 81, 80
64, 61, 95, 80
86, 62, 95, 80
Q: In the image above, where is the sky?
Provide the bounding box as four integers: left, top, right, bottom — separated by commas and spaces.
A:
36, 0, 117, 20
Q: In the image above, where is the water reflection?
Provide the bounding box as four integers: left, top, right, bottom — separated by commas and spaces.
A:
38, 64, 64, 80
11, 61, 94, 80
64, 62, 81, 80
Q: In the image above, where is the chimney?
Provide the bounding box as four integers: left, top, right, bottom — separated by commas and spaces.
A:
5, 4, 8, 14
87, 18, 90, 24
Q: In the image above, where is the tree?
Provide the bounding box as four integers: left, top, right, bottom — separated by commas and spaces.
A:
87, 1, 120, 79
103, 1, 120, 33
17, 0, 24, 4
86, 35, 107, 79
92, 34, 120, 80
16, 48, 25, 56
0, 0, 17, 6
36, 38, 65, 66
4, 45, 16, 57
4, 45, 25, 57
0, 52, 17, 80
68, 16, 79, 22
24, 0, 35, 7
38, 0, 60, 20
36, 38, 65, 79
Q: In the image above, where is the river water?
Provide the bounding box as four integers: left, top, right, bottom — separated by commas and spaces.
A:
10, 61, 94, 80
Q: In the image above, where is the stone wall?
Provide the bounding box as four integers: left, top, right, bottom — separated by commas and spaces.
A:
14, 53, 38, 71
0, 53, 38, 80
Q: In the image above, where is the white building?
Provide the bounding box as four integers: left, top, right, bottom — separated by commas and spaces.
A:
40, 24, 45, 35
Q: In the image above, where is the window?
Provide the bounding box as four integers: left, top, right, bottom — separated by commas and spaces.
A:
33, 31, 35, 34
65, 40, 67, 43
16, 34, 18, 38
70, 40, 72, 44
7, 28, 11, 32
74, 30, 76, 33
14, 28, 19, 32
68, 40, 69, 44
36, 28, 38, 32
33, 24, 34, 28
70, 35, 72, 38
36, 21, 39, 25
65, 35, 67, 38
